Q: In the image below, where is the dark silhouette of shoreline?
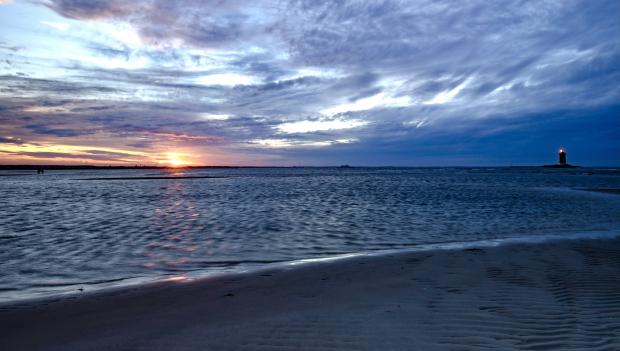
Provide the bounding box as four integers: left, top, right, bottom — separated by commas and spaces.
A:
76, 175, 227, 180
0, 165, 255, 171
1, 165, 617, 171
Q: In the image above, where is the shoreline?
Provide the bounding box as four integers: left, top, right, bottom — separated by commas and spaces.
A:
2, 235, 619, 350
2, 228, 619, 306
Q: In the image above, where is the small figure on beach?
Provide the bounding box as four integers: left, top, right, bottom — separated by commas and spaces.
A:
37, 168, 45, 174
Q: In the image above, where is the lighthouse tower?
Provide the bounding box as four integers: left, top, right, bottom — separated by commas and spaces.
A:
544, 147, 577, 168
558, 148, 567, 165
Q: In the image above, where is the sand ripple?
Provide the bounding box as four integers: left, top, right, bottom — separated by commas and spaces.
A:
2, 238, 618, 350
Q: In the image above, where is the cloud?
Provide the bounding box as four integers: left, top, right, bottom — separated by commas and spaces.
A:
44, 0, 277, 48
423, 78, 471, 105
0, 136, 25, 144
196, 73, 259, 87
24, 124, 95, 137
277, 118, 367, 134
1, 0, 619, 165
250, 138, 356, 148
44, 0, 134, 20
40, 21, 71, 31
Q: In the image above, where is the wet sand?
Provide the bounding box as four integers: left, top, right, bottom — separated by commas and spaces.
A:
1, 238, 619, 350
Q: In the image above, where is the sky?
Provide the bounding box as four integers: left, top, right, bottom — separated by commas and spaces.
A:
0, 0, 619, 166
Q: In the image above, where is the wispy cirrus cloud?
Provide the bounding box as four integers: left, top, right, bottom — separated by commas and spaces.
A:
0, 0, 618, 165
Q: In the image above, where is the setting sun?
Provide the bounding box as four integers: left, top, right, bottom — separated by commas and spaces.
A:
165, 152, 187, 168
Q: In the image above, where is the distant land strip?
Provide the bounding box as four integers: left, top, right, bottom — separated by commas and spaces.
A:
75, 176, 228, 181
0, 165, 251, 170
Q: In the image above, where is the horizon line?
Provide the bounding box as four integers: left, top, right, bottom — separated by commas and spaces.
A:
0, 164, 617, 170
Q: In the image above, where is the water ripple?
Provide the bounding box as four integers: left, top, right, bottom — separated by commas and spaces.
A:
1, 167, 619, 301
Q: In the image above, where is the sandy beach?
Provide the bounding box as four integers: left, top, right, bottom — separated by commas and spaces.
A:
1, 237, 619, 351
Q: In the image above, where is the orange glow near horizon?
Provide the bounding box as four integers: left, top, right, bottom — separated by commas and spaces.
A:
0, 142, 149, 165
0, 142, 207, 167
164, 152, 189, 167
0, 143, 264, 166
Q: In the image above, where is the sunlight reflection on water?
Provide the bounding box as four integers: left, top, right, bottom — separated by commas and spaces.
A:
1, 167, 620, 301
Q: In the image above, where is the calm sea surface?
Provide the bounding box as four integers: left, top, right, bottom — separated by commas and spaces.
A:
1, 167, 620, 301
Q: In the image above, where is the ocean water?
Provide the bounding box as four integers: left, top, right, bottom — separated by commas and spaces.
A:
1, 167, 620, 302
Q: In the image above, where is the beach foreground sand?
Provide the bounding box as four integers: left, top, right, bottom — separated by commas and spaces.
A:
1, 238, 619, 351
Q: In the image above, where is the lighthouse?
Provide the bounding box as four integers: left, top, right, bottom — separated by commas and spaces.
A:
559, 148, 567, 165
543, 148, 578, 168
